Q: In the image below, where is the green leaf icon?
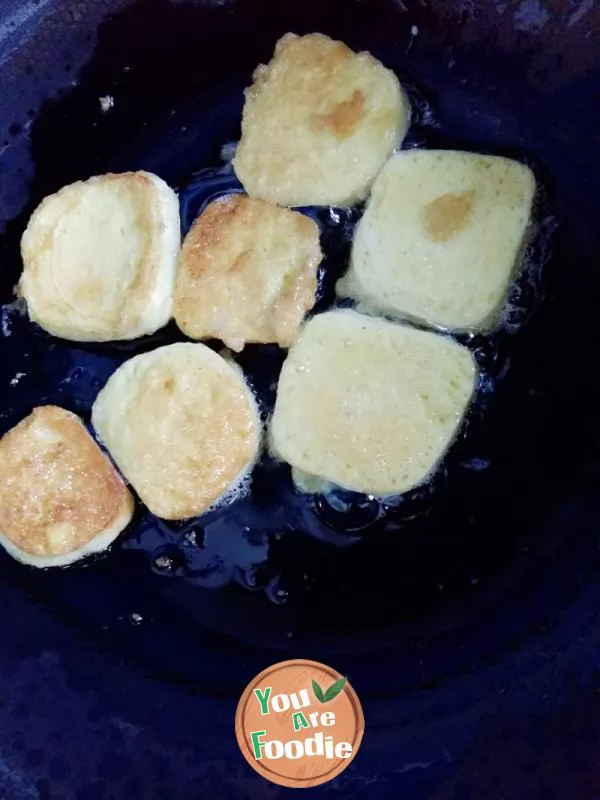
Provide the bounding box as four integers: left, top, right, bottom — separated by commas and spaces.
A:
312, 679, 325, 703
323, 677, 347, 703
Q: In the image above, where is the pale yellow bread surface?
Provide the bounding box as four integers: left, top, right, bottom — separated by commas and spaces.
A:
92, 343, 260, 520
270, 310, 476, 496
338, 151, 536, 330
174, 195, 322, 351
233, 32, 410, 207
19, 171, 180, 341
0, 406, 134, 567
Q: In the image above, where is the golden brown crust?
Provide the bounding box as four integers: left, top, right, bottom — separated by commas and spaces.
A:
0, 406, 133, 560
233, 33, 410, 207
174, 195, 322, 351
270, 310, 476, 496
91, 343, 261, 520
19, 171, 180, 342
338, 151, 536, 331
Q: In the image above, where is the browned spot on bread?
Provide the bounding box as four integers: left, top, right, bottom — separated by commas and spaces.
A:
313, 90, 366, 139
321, 40, 354, 69
193, 197, 242, 253
423, 190, 476, 242
228, 249, 251, 274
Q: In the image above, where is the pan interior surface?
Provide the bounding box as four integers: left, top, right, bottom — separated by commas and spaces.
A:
0, 0, 599, 700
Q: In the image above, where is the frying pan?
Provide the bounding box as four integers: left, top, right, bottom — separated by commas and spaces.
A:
1, 0, 600, 797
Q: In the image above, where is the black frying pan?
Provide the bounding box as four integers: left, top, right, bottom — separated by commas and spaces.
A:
1, 1, 600, 797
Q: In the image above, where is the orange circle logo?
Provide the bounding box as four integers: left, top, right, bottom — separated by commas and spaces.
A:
235, 659, 365, 788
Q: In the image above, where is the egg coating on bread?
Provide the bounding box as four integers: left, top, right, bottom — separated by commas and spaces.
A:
92, 343, 260, 520
174, 195, 322, 351
19, 171, 180, 341
270, 310, 476, 496
233, 32, 410, 207
0, 406, 134, 567
338, 151, 536, 330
